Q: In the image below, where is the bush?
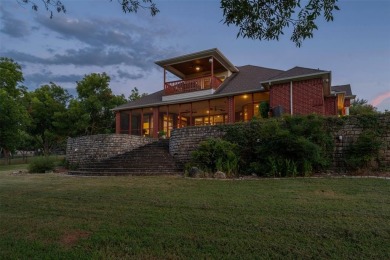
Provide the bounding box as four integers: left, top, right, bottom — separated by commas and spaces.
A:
28, 157, 55, 173
345, 130, 382, 170
189, 138, 240, 177
222, 114, 334, 176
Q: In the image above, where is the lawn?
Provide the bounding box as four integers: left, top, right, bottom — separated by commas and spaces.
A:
0, 173, 389, 259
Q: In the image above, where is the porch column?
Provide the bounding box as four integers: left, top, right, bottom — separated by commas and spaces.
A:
179, 104, 181, 128
115, 112, 120, 134
227, 96, 235, 123
153, 107, 159, 138
208, 99, 211, 125
210, 57, 214, 88
166, 105, 169, 133
141, 108, 144, 136
128, 111, 132, 135
190, 102, 193, 126
250, 93, 254, 119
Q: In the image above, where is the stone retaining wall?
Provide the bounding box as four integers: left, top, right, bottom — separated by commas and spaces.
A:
66, 134, 157, 166
331, 114, 390, 171
169, 114, 390, 172
169, 125, 225, 167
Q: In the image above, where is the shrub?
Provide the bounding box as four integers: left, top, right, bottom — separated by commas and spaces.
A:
259, 101, 269, 118
345, 130, 382, 170
28, 157, 55, 173
222, 115, 334, 176
189, 138, 240, 177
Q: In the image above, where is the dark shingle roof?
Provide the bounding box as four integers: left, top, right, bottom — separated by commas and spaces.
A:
268, 66, 329, 81
331, 84, 354, 97
215, 65, 283, 94
113, 90, 164, 110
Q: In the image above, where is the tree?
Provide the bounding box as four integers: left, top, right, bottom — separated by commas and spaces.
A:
221, 0, 339, 47
18, 0, 338, 46
128, 87, 148, 102
0, 57, 26, 98
27, 83, 72, 155
349, 98, 378, 115
76, 73, 127, 135
0, 58, 30, 164
0, 89, 30, 164
17, 0, 158, 18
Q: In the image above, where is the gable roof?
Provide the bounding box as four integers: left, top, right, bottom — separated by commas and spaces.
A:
331, 84, 355, 98
215, 65, 283, 95
261, 66, 330, 86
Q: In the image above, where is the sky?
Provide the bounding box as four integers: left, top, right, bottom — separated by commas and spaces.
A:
1, 0, 389, 111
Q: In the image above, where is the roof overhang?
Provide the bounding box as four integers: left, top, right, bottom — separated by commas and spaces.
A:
260, 71, 331, 90
112, 88, 268, 112
155, 48, 239, 79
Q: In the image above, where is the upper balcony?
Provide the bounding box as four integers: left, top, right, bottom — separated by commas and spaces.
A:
164, 75, 222, 95
155, 48, 239, 100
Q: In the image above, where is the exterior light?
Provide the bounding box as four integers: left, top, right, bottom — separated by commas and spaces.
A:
243, 94, 248, 99
195, 66, 201, 71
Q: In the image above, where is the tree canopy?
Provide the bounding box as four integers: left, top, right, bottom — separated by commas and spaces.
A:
16, 0, 339, 46
349, 98, 378, 115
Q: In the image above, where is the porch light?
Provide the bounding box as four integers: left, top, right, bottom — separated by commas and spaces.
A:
195, 66, 201, 71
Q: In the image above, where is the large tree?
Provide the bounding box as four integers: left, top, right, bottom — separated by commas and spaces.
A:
0, 58, 30, 163
17, 0, 338, 46
27, 83, 72, 155
75, 73, 127, 135
0, 89, 30, 164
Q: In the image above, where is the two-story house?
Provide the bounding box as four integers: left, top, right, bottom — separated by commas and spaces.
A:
113, 48, 354, 138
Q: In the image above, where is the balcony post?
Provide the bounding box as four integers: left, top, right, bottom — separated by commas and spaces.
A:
210, 57, 214, 88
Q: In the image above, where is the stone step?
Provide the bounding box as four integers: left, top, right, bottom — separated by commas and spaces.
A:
70, 140, 181, 176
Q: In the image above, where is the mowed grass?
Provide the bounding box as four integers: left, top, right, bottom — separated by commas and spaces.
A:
0, 173, 389, 259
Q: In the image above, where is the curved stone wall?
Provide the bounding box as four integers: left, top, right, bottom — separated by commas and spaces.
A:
66, 134, 157, 166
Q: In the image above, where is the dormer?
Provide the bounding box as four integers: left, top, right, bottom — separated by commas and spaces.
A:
155, 48, 239, 101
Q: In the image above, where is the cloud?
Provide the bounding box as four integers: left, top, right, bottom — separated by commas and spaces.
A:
371, 91, 390, 107
0, 5, 30, 38
24, 71, 83, 89
117, 69, 143, 80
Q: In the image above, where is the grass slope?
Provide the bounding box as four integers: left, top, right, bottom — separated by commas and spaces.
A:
0, 173, 389, 259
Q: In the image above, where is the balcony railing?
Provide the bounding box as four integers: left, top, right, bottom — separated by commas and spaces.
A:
164, 75, 222, 95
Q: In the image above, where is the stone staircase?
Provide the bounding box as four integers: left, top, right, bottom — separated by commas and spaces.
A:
68, 139, 182, 176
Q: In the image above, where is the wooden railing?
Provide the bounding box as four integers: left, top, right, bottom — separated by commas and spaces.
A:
164, 76, 222, 95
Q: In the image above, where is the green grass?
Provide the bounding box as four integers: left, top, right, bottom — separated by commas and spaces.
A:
0, 155, 64, 172
0, 174, 389, 259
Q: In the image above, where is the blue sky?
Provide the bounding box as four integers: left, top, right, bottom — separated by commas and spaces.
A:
1, 0, 389, 111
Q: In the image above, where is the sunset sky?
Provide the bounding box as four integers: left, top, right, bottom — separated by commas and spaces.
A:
1, 0, 389, 111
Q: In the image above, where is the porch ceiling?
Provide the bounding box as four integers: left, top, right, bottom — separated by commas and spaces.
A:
155, 48, 239, 79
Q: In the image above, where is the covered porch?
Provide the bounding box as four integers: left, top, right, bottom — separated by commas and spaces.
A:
116, 92, 269, 138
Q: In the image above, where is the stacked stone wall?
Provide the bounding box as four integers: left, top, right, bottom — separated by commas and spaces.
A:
331, 114, 390, 171
66, 134, 157, 166
170, 114, 390, 172
169, 126, 225, 167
